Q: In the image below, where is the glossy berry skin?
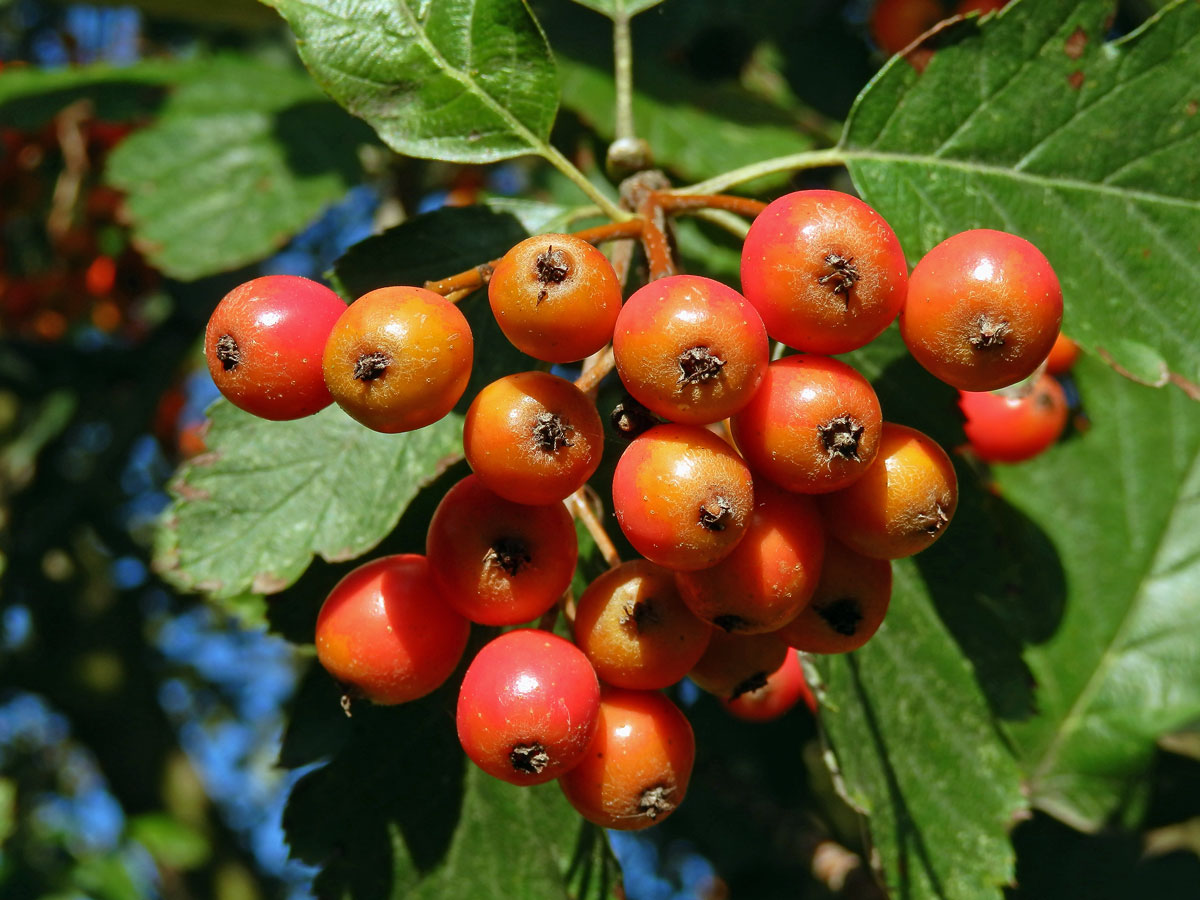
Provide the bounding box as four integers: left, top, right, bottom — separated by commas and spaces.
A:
315, 554, 470, 705
559, 688, 695, 830
205, 275, 346, 420
730, 354, 882, 494
457, 629, 601, 786
819, 423, 958, 559
573, 560, 713, 690
778, 540, 893, 654
688, 629, 790, 700
426, 475, 577, 626
323, 285, 473, 433
488, 233, 623, 363
741, 191, 908, 355
674, 482, 826, 634
901, 229, 1063, 391
463, 371, 603, 505
723, 650, 816, 721
1044, 331, 1080, 375
612, 424, 755, 571
613, 275, 768, 425
959, 373, 1068, 463
870, 0, 944, 54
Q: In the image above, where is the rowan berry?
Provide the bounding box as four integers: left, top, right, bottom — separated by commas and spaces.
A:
463, 371, 603, 505
612, 274, 768, 425
573, 560, 713, 690
456, 629, 601, 785
959, 373, 1068, 463
611, 423, 755, 571
322, 285, 473, 433
426, 475, 577, 626
778, 540, 893, 654
674, 481, 826, 634
314, 554, 469, 705
1044, 332, 1080, 375
559, 688, 695, 830
488, 233, 623, 363
688, 629, 789, 700
901, 229, 1063, 392
204, 275, 345, 420
819, 423, 958, 559
723, 650, 816, 721
869, 0, 945, 54
741, 190, 908, 354
730, 354, 882, 494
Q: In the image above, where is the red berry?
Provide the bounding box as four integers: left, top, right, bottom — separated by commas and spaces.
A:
322, 285, 473, 433
869, 0, 945, 54
205, 275, 345, 420
559, 688, 695, 830
426, 475, 577, 626
901, 229, 1063, 392
959, 373, 1068, 463
740, 189, 908, 354
315, 554, 470, 705
613, 274, 768, 425
778, 540, 893, 654
689, 629, 790, 700
723, 650, 816, 721
457, 629, 601, 785
1044, 332, 1080, 375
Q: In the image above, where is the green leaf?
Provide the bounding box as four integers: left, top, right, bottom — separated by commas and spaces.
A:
105, 56, 369, 280
128, 813, 211, 870
567, 0, 665, 18
842, 0, 1200, 391
999, 356, 1200, 830
558, 55, 815, 185
262, 0, 560, 164
281, 666, 622, 900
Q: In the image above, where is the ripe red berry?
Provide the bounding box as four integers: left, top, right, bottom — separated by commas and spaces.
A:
869, 0, 945, 54
611, 423, 755, 571
674, 481, 826, 634
314, 554, 470, 705
689, 629, 790, 700
322, 285, 473, 433
819, 423, 958, 559
1044, 331, 1080, 375
959, 373, 1068, 463
723, 650, 816, 721
956, 0, 1007, 14
463, 371, 603, 505
559, 688, 695, 830
740, 190, 908, 354
573, 560, 713, 690
426, 475, 578, 626
488, 233, 623, 363
457, 629, 601, 785
901, 229, 1063, 391
205, 275, 346, 420
730, 354, 882, 494
778, 540, 893, 654
612, 274, 768, 425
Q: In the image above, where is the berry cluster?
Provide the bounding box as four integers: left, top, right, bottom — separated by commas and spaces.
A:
204, 188, 1065, 830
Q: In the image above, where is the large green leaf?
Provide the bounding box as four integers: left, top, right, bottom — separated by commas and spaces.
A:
105, 57, 369, 279
558, 55, 815, 185
282, 664, 622, 900
999, 356, 1200, 830
262, 0, 560, 164
843, 0, 1200, 391
156, 206, 534, 599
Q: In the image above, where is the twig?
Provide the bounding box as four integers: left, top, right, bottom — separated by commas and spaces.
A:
566, 487, 620, 569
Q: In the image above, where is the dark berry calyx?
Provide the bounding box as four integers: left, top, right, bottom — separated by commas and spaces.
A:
817, 597, 863, 637
730, 671, 769, 700
611, 398, 658, 440
532, 412, 574, 452
817, 253, 860, 304
353, 351, 391, 381
637, 784, 676, 820
698, 495, 733, 532
918, 503, 951, 538
486, 537, 532, 576
817, 415, 865, 462
713, 614, 751, 633
215, 334, 241, 371
969, 315, 1011, 349
510, 743, 550, 775
534, 246, 571, 303
619, 599, 661, 632
676, 346, 726, 385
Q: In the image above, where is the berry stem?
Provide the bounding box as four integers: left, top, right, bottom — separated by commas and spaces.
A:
539, 144, 630, 222
658, 193, 768, 219
575, 345, 615, 395
638, 195, 676, 280
566, 488, 621, 569
677, 147, 850, 196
